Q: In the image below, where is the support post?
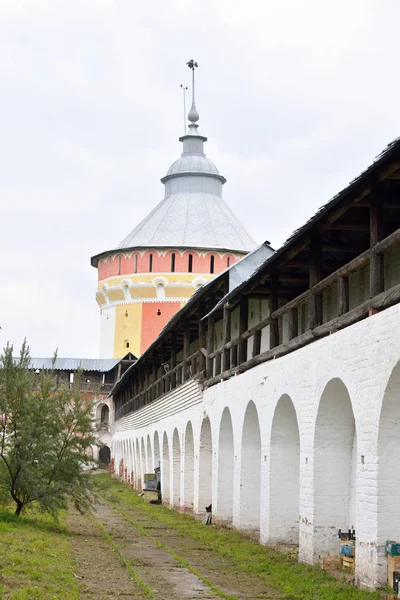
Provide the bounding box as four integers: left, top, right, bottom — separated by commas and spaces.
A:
309, 235, 323, 329
183, 323, 190, 382
269, 270, 279, 349
288, 307, 298, 341
338, 275, 349, 316
370, 193, 384, 298
222, 304, 231, 371
239, 296, 249, 364
198, 319, 207, 373
206, 314, 215, 379
171, 333, 177, 389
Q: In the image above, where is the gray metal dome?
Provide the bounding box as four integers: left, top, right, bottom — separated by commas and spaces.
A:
166, 155, 220, 177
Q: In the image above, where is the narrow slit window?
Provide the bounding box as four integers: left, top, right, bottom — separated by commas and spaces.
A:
117, 255, 121, 275
227, 256, 231, 268
149, 253, 153, 272
134, 254, 138, 273
188, 254, 193, 273
171, 253, 176, 272
210, 255, 215, 274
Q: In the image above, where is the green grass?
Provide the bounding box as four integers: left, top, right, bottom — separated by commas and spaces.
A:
0, 507, 79, 600
94, 474, 382, 600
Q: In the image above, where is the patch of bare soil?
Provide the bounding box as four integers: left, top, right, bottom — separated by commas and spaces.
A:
66, 508, 147, 599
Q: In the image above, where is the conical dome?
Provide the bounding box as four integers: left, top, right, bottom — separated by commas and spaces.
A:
114, 109, 256, 254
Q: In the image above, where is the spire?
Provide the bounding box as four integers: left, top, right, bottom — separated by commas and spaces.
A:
186, 59, 200, 135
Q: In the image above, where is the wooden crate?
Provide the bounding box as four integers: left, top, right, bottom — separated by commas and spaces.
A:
319, 554, 342, 571
343, 556, 355, 571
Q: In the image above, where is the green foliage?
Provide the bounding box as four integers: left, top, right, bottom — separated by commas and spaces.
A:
0, 340, 96, 517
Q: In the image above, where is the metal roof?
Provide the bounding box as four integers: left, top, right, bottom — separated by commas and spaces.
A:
115, 192, 256, 253
92, 102, 258, 266
15, 358, 123, 372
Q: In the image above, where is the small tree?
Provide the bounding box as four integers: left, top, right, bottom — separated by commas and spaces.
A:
0, 341, 97, 516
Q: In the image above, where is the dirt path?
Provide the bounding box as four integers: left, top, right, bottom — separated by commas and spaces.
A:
68, 495, 284, 600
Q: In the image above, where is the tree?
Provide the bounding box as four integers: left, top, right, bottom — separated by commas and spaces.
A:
0, 341, 97, 516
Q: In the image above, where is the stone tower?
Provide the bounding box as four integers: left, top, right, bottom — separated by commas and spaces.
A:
91, 68, 256, 358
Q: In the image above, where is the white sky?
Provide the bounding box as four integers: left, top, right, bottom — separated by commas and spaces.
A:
1, 0, 399, 357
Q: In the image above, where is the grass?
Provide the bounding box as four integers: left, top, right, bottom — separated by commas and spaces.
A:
0, 507, 79, 600
94, 474, 383, 600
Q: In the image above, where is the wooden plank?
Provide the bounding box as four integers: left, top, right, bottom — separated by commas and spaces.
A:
206, 314, 215, 379
198, 318, 207, 373
370, 193, 384, 298
309, 235, 323, 329
269, 270, 279, 349
183, 323, 190, 382
338, 275, 349, 316
222, 304, 231, 372
239, 296, 249, 364
171, 332, 177, 389
288, 307, 298, 340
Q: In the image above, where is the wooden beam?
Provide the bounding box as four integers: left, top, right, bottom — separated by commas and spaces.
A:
370, 194, 384, 298
183, 323, 190, 382
198, 318, 207, 373
288, 307, 298, 340
252, 329, 261, 357
338, 275, 349, 316
309, 234, 323, 329
206, 314, 215, 378
171, 332, 177, 389
222, 304, 231, 371
323, 244, 367, 254
327, 223, 369, 231
269, 270, 279, 349
238, 296, 249, 364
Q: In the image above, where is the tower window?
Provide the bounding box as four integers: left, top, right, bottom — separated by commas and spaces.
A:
125, 340, 130, 349
134, 254, 138, 273
188, 253, 193, 273
171, 253, 176, 272
210, 255, 215, 274
117, 255, 121, 275
227, 256, 231, 268
149, 253, 153, 273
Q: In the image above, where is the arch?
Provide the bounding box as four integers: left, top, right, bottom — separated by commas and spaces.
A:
377, 361, 400, 584
183, 422, 194, 509
240, 401, 261, 531
146, 434, 153, 472
154, 431, 160, 469
172, 428, 181, 507
217, 408, 234, 521
100, 405, 109, 427
314, 378, 357, 557
198, 417, 213, 510
269, 395, 300, 543
135, 439, 142, 490
141, 438, 146, 479
99, 445, 111, 464
162, 432, 170, 503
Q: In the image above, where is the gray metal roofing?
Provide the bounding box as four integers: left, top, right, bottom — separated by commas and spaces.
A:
115, 192, 257, 253
17, 358, 122, 372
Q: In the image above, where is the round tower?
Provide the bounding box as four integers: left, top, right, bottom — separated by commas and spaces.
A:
91, 65, 256, 358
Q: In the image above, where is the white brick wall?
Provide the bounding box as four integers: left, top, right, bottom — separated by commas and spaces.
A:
111, 303, 400, 590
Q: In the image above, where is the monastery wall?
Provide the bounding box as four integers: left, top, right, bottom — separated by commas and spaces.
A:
111, 302, 400, 590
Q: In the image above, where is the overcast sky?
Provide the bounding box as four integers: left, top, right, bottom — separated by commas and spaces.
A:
1, 0, 399, 358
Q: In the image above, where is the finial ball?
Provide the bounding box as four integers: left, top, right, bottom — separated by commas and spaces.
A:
187, 59, 198, 70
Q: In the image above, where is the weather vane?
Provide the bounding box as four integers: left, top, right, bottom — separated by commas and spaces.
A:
186, 59, 199, 127
180, 84, 188, 135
